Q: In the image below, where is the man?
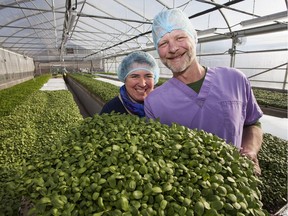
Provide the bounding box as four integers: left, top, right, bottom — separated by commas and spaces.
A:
144, 9, 263, 175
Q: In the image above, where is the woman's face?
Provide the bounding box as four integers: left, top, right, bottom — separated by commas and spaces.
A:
125, 70, 155, 103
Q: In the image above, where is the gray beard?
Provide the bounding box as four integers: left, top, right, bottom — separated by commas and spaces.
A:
165, 61, 189, 74
165, 52, 194, 73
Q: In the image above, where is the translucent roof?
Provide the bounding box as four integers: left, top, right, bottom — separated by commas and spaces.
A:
0, 0, 287, 62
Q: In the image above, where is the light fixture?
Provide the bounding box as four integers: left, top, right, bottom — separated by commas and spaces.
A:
60, 9, 77, 52
67, 9, 77, 33
240, 11, 287, 27
125, 46, 141, 52
63, 33, 69, 44
197, 28, 217, 38
146, 42, 154, 47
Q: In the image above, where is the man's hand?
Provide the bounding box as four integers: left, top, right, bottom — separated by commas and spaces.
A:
241, 124, 263, 176
240, 150, 261, 176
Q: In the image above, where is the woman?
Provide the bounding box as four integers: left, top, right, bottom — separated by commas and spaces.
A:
100, 51, 160, 117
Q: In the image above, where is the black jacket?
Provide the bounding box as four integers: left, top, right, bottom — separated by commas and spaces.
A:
99, 96, 128, 115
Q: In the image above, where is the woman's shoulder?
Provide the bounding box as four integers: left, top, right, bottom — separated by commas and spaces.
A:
105, 96, 121, 105
100, 96, 125, 114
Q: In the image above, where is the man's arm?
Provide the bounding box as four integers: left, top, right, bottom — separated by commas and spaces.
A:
144, 99, 156, 119
240, 124, 263, 175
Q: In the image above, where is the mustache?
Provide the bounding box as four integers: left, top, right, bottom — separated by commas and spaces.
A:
167, 51, 185, 59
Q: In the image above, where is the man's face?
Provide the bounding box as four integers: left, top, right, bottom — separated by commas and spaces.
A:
157, 30, 197, 73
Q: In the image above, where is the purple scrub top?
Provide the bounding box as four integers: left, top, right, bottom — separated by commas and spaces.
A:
144, 67, 263, 149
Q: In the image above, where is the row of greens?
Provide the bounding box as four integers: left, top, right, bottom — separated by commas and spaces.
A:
252, 88, 287, 110
257, 134, 287, 213
21, 113, 269, 215
0, 75, 286, 215
0, 74, 51, 117
69, 73, 120, 103
0, 85, 83, 214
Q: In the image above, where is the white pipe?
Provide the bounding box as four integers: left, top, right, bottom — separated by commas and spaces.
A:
240, 11, 288, 27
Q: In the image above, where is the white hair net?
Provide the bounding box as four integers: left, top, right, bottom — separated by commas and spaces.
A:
117, 51, 160, 84
152, 9, 198, 50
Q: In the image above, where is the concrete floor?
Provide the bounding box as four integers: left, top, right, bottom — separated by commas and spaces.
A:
40, 78, 68, 90
95, 77, 123, 87
260, 115, 287, 140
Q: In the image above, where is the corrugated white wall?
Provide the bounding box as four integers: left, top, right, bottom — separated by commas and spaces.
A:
0, 48, 35, 90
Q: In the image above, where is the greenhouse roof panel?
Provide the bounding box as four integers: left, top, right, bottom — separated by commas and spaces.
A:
0, 0, 286, 62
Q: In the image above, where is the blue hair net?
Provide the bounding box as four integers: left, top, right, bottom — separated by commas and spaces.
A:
117, 51, 160, 84
152, 9, 198, 50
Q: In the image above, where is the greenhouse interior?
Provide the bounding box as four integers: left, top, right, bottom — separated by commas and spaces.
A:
0, 0, 287, 215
